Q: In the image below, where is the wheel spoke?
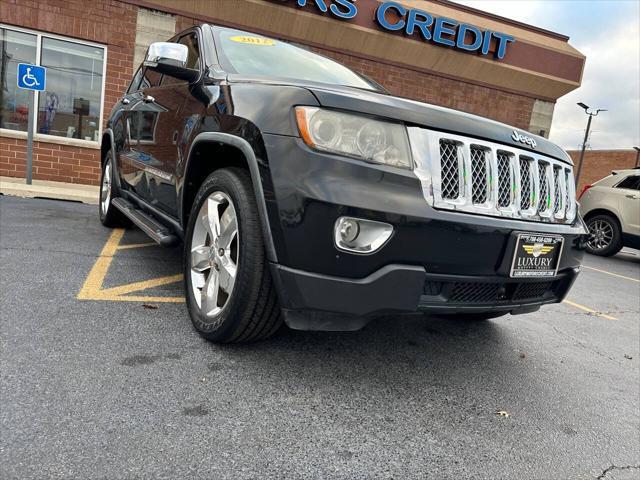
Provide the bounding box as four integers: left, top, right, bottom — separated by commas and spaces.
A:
207, 197, 222, 238
218, 205, 238, 249
191, 245, 211, 273
219, 256, 236, 294
201, 270, 219, 316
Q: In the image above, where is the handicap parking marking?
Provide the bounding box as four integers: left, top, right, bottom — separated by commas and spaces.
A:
77, 229, 185, 303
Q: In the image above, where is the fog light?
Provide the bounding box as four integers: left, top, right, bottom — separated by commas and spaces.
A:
334, 217, 393, 254
338, 218, 360, 243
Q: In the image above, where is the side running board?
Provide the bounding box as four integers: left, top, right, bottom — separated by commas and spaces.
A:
112, 197, 178, 247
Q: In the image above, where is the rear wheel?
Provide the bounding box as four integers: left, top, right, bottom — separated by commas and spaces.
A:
585, 214, 622, 256
99, 153, 129, 227
184, 168, 282, 343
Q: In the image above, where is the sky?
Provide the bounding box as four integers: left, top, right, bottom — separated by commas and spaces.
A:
452, 0, 640, 150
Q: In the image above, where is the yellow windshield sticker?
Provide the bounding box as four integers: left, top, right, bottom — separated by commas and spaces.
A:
230, 36, 276, 46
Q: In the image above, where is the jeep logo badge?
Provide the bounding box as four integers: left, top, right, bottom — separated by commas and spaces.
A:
511, 131, 537, 149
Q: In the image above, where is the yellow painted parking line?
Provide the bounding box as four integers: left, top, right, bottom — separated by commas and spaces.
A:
90, 294, 185, 303
100, 274, 183, 297
117, 242, 157, 251
581, 265, 640, 283
563, 299, 617, 321
77, 229, 185, 303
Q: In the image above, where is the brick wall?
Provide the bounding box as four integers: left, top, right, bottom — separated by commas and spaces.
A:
174, 14, 536, 129
568, 150, 638, 192
312, 48, 535, 129
1, 1, 541, 185
0, 0, 138, 185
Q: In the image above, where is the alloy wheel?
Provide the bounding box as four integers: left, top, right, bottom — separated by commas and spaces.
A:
587, 219, 614, 251
189, 191, 239, 317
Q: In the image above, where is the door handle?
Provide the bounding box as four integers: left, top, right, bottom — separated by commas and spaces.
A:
625, 194, 639, 199
143, 95, 155, 103
121, 98, 130, 105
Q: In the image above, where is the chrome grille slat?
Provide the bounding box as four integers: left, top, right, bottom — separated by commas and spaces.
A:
408, 128, 577, 224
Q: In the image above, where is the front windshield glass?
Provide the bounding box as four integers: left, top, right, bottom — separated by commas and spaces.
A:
213, 28, 379, 91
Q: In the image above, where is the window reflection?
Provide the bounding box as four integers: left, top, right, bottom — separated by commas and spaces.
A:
38, 37, 104, 141
0, 28, 37, 131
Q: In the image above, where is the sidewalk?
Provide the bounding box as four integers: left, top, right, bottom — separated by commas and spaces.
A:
0, 176, 99, 205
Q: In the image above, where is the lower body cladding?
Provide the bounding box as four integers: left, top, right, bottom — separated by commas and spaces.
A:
262, 134, 586, 331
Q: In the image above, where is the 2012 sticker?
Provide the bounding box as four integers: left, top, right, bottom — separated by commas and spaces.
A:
230, 36, 276, 46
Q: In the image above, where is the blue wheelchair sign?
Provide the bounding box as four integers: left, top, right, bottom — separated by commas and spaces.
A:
17, 63, 46, 91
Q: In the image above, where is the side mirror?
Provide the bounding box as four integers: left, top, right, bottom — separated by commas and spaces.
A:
144, 42, 199, 82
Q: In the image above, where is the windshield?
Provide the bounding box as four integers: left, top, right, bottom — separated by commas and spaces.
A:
213, 27, 380, 91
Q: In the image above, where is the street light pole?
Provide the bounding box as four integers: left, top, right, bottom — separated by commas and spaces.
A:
634, 147, 640, 168
574, 103, 606, 187
575, 113, 593, 187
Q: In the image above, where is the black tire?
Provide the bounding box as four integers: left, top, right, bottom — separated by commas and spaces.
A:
585, 214, 622, 257
99, 152, 130, 228
183, 168, 282, 343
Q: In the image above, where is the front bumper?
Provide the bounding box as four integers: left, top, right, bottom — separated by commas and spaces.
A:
271, 261, 580, 331
262, 134, 586, 329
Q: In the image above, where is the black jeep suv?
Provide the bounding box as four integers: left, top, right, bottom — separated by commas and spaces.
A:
99, 24, 586, 343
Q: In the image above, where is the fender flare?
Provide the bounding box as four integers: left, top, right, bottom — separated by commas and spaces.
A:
182, 132, 278, 263
101, 128, 122, 190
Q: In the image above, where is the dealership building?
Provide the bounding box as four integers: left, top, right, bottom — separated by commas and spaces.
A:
1, 0, 627, 188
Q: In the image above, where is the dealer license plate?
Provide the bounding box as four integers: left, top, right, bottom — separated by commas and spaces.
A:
510, 233, 564, 278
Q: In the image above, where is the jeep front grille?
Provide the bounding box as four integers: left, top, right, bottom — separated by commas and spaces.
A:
409, 129, 577, 224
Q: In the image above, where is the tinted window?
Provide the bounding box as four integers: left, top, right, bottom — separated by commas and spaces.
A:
140, 66, 161, 89
214, 28, 378, 91
616, 175, 640, 190
181, 33, 201, 70
127, 67, 143, 93
161, 33, 201, 85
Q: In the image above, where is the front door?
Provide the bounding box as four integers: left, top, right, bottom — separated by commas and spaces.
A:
128, 30, 204, 218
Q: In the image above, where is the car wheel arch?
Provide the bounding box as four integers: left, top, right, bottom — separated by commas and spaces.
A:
100, 130, 116, 167
583, 208, 622, 229
180, 132, 278, 263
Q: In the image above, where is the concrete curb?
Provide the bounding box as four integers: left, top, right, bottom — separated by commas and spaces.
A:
0, 176, 99, 205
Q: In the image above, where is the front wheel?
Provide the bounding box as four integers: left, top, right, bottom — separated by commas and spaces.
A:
585, 214, 622, 256
184, 168, 282, 343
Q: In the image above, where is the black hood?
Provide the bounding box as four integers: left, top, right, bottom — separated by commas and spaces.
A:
306, 84, 571, 164
225, 75, 571, 164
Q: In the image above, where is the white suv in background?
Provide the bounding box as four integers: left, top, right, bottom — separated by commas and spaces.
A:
579, 168, 640, 256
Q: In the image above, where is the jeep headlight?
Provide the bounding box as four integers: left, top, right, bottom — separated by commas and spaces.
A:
295, 107, 412, 169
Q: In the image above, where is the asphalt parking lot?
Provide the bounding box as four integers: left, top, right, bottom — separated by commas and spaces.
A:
1, 195, 639, 480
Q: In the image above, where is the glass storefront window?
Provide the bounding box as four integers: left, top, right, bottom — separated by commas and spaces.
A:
0, 26, 105, 143
38, 38, 104, 141
0, 28, 37, 131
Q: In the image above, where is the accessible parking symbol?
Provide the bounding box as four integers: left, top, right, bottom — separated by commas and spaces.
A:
17, 63, 46, 91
